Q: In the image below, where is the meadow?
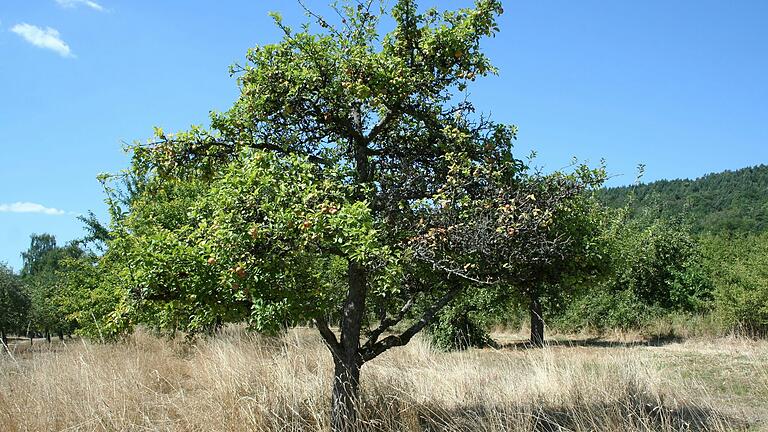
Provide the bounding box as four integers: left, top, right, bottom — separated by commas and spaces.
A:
2, 327, 766, 432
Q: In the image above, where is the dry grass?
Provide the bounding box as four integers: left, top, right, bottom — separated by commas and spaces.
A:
1, 327, 765, 431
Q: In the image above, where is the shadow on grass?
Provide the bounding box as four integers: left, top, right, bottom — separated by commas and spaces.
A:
410, 399, 742, 432
499, 333, 684, 351
2, 336, 78, 360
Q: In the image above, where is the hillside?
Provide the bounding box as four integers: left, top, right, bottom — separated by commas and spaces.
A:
600, 164, 768, 234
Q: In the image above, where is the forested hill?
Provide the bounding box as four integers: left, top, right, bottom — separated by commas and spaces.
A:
600, 164, 768, 234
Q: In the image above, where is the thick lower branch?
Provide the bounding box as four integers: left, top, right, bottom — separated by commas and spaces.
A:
361, 285, 462, 362
362, 296, 416, 349
314, 317, 341, 356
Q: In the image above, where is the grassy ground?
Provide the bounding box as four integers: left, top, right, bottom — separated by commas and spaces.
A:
1, 327, 765, 431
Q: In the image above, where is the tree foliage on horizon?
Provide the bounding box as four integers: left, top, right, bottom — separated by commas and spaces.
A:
599, 164, 768, 234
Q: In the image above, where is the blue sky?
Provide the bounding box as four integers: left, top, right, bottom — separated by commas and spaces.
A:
1, 0, 767, 270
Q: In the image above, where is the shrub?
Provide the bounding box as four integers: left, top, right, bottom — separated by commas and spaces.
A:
702, 233, 768, 336
427, 306, 496, 351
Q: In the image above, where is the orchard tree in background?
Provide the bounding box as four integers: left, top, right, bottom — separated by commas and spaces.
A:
420, 165, 607, 348
20, 233, 57, 278
519, 188, 609, 347
0, 263, 29, 348
98, 1, 602, 429
21, 234, 85, 342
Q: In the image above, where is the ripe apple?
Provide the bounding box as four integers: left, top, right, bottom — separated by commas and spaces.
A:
235, 267, 246, 278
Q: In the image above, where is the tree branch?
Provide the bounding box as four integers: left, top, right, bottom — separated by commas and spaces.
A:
367, 109, 398, 143
314, 316, 341, 356
362, 295, 416, 350
361, 284, 462, 362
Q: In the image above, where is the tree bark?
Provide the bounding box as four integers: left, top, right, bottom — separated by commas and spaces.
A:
331, 356, 362, 432
330, 261, 368, 432
45, 330, 51, 344
530, 294, 545, 347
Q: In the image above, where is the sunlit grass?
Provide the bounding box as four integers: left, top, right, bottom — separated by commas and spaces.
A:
1, 327, 764, 431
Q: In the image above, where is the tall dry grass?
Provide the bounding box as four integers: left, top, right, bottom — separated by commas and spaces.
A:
0, 327, 759, 431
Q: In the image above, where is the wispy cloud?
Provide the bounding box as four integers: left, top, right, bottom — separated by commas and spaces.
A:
54, 0, 104, 12
0, 202, 67, 216
10, 23, 74, 58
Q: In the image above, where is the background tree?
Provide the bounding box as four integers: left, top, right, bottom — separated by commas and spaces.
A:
21, 233, 57, 278
701, 232, 768, 336
21, 234, 84, 342
0, 263, 29, 348
426, 168, 609, 349
516, 179, 609, 347
558, 208, 712, 332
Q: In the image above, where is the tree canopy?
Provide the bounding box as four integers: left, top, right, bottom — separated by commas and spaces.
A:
0, 263, 29, 347
75, 1, 607, 429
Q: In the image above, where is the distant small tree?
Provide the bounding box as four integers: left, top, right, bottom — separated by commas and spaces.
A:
426, 169, 608, 348
21, 234, 85, 341
515, 184, 609, 347
0, 263, 29, 348
21, 233, 57, 278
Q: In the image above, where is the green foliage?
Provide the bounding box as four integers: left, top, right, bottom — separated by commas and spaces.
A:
558, 210, 712, 332
21, 234, 88, 338
618, 220, 711, 311
701, 233, 768, 335
0, 263, 29, 338
426, 287, 503, 351
600, 164, 768, 235
21, 233, 57, 277
428, 306, 495, 351
558, 288, 661, 331
104, 152, 371, 334
57, 252, 132, 340
591, 166, 768, 336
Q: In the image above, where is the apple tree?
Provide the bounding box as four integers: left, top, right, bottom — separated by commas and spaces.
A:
97, 1, 604, 429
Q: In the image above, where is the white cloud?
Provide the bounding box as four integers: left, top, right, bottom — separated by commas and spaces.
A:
10, 23, 74, 58
0, 202, 67, 216
55, 0, 104, 11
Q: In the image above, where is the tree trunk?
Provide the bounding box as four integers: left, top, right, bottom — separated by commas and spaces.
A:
1, 330, 7, 349
530, 294, 545, 347
330, 261, 368, 432
331, 356, 362, 431
58, 330, 64, 341
45, 330, 51, 343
